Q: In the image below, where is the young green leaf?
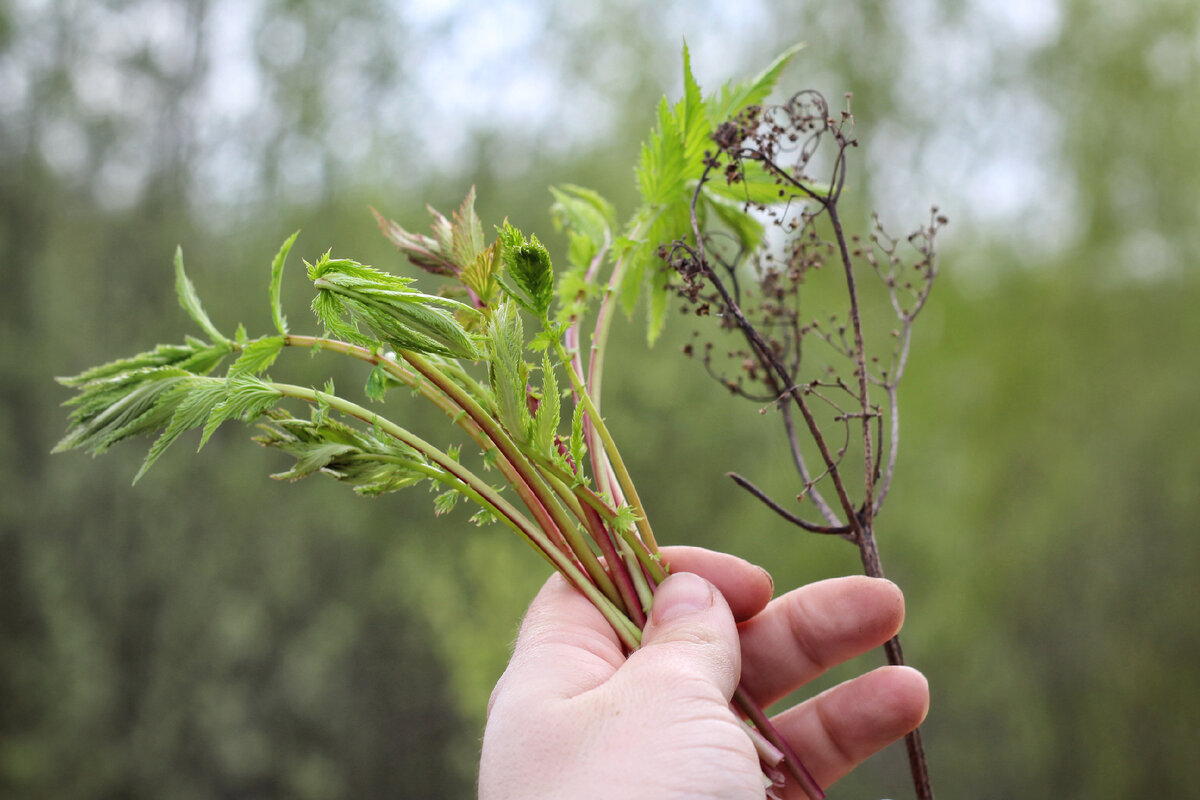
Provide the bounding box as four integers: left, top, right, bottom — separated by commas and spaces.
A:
623, 44, 810, 343
229, 336, 285, 378
57, 338, 232, 388
433, 489, 461, 516
253, 410, 429, 495
498, 222, 554, 316
373, 187, 485, 278
373, 207, 458, 277
174, 247, 229, 345
533, 352, 561, 456
54, 367, 196, 456
550, 184, 616, 272
709, 42, 804, 127
309, 252, 480, 359
199, 376, 283, 448
269, 231, 300, 335
486, 300, 531, 444
135, 376, 229, 482
449, 186, 486, 270
569, 398, 588, 475
704, 193, 767, 252
364, 363, 399, 402
460, 240, 503, 307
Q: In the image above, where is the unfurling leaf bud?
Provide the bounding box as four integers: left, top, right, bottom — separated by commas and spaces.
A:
498, 222, 554, 316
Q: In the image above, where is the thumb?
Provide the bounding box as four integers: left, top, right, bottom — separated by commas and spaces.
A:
622, 571, 743, 702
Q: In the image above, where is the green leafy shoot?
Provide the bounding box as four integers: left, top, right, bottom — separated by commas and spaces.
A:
133, 377, 229, 481
497, 222, 554, 316
550, 183, 616, 273
373, 186, 485, 279
708, 42, 805, 128
56, 338, 231, 388
254, 409, 429, 496
622, 41, 802, 343
364, 363, 400, 403
54, 367, 198, 456
308, 252, 480, 359
550, 184, 615, 325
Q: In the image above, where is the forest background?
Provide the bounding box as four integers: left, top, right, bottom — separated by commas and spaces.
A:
2, 1, 1198, 798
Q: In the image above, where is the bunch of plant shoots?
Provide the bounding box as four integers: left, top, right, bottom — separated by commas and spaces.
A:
54, 47, 827, 799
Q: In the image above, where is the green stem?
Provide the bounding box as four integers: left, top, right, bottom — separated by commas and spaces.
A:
399, 350, 598, 571
581, 495, 647, 628
537, 469, 627, 610
551, 335, 660, 555
283, 335, 599, 587
268, 380, 641, 649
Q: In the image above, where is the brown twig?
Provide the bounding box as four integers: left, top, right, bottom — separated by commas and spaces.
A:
669, 92, 939, 800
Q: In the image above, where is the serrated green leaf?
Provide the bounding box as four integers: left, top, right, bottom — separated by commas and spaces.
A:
269, 231, 299, 335
54, 367, 195, 456
373, 207, 458, 277
433, 490, 461, 516
498, 223, 554, 316
710, 42, 805, 126
364, 363, 396, 402
309, 253, 480, 358
449, 186, 485, 270
487, 301, 531, 444
311, 285, 364, 344
200, 376, 282, 447
460, 240, 502, 306
647, 260, 673, 346
569, 399, 587, 474
174, 247, 228, 344
624, 44, 809, 341
612, 503, 641, 534
470, 506, 501, 527
57, 339, 231, 388
229, 336, 285, 377
534, 352, 560, 455
135, 377, 228, 482
550, 184, 615, 265
272, 441, 360, 481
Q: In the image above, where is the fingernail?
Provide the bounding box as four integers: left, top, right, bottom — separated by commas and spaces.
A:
757, 565, 775, 596
651, 572, 714, 624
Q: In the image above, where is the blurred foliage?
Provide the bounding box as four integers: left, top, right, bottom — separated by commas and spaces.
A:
2, 0, 1199, 798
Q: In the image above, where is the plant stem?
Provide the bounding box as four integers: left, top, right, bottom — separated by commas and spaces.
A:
855, 521, 934, 800
400, 350, 603, 570
552, 336, 659, 555
269, 379, 642, 650
283, 335, 601, 587
733, 686, 824, 800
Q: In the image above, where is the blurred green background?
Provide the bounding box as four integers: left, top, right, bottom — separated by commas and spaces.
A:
3, 0, 1198, 798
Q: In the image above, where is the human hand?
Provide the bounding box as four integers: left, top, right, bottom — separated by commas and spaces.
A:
478, 546, 929, 799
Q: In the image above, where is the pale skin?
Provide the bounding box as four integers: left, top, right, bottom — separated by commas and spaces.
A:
479, 546, 930, 800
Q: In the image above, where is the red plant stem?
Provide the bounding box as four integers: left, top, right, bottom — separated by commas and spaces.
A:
734, 686, 825, 800
284, 335, 592, 578
580, 502, 646, 628
399, 349, 595, 559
